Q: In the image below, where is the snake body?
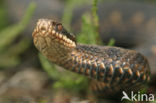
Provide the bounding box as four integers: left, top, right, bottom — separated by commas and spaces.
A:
32, 19, 150, 91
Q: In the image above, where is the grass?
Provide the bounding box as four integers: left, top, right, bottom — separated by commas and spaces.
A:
0, 2, 36, 68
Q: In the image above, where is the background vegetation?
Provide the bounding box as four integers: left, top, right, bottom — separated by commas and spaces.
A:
0, 0, 155, 103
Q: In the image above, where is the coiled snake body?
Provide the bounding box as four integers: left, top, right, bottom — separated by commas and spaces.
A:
32, 19, 150, 92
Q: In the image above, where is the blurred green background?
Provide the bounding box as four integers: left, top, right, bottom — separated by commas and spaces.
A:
0, 0, 156, 103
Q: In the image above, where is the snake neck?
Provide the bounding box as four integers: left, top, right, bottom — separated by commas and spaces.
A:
56, 44, 104, 79
53, 44, 150, 84
35, 35, 150, 86
43, 41, 76, 65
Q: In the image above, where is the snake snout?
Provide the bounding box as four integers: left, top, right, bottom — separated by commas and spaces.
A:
32, 19, 53, 37
38, 19, 50, 34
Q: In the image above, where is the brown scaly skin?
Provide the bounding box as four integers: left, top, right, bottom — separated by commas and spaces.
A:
32, 19, 150, 92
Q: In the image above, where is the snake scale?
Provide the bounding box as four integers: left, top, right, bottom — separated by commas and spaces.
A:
32, 19, 150, 92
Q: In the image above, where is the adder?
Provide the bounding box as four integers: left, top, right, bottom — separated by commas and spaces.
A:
32, 19, 150, 92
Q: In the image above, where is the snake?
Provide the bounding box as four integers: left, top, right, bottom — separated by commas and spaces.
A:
32, 19, 150, 92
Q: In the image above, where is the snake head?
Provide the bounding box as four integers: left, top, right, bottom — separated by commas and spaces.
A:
32, 19, 76, 48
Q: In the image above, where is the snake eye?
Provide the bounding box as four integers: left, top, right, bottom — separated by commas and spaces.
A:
57, 24, 63, 31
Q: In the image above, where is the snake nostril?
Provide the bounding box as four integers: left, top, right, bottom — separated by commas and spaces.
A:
39, 25, 48, 35
41, 26, 46, 31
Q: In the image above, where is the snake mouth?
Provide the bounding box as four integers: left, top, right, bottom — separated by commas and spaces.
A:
32, 19, 76, 47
